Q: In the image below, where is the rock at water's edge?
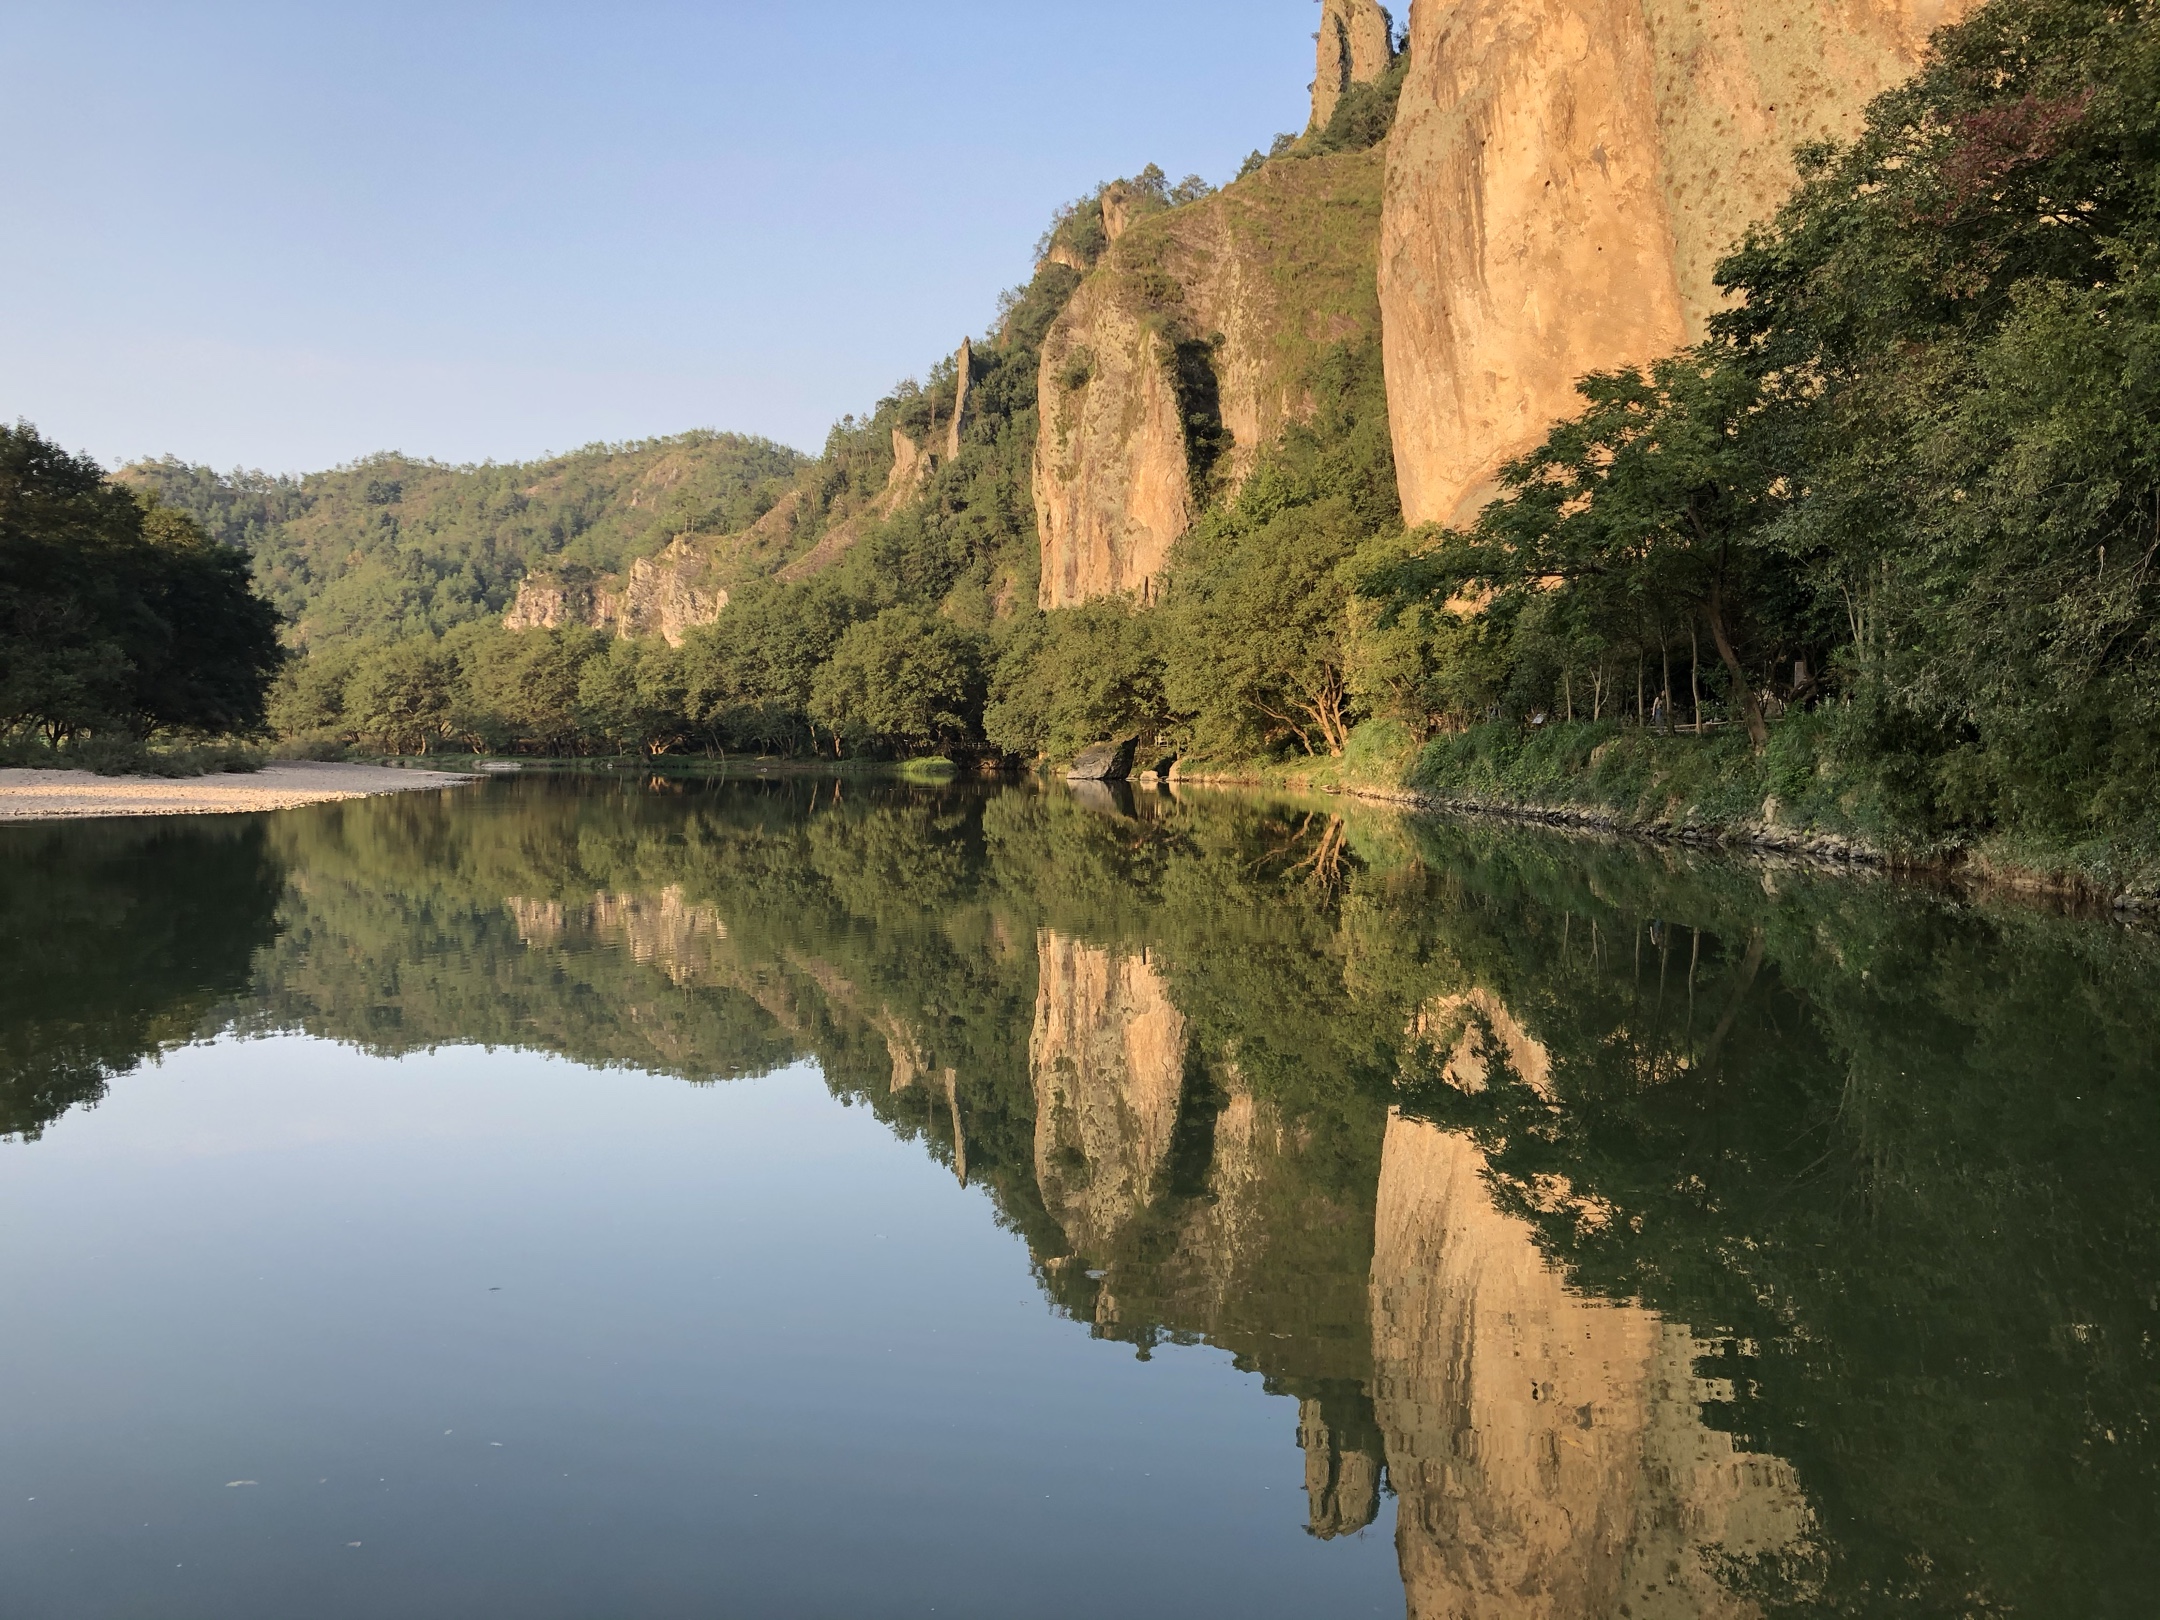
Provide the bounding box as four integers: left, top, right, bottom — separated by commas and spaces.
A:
1067, 739, 1139, 782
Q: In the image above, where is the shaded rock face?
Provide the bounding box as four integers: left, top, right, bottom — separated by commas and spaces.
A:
1035, 151, 1386, 609
1380, 0, 1974, 528
1369, 1109, 1810, 1619
1314, 0, 1397, 130
1029, 934, 1189, 1256
1066, 738, 1138, 782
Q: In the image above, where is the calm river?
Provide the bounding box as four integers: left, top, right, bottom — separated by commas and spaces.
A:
0, 776, 2152, 1618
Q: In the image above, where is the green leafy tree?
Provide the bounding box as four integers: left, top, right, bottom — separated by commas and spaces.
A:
462, 627, 607, 754
346, 638, 458, 755
1164, 499, 1366, 755
1374, 357, 1783, 745
809, 608, 986, 754
984, 601, 1167, 760
1712, 0, 2160, 832
0, 424, 282, 745
577, 637, 688, 758
1161, 338, 1403, 758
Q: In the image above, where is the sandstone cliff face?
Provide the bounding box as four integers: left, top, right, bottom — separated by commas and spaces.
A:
607, 540, 732, 645
1380, 0, 1973, 528
1314, 0, 1397, 129
504, 546, 725, 647
1035, 150, 1386, 609
1369, 1109, 1809, 1619
503, 488, 803, 644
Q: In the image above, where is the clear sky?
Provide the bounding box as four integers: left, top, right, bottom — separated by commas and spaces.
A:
1, 1, 1325, 475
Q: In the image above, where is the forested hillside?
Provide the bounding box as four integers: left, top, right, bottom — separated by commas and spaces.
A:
122, 432, 803, 648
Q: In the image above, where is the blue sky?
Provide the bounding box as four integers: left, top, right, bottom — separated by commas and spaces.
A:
1, 1, 1323, 474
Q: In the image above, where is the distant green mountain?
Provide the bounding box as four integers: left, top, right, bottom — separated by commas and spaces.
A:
120, 432, 804, 649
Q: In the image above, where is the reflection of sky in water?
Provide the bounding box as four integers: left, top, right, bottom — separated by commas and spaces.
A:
0, 1039, 1402, 1620
0, 776, 2153, 1618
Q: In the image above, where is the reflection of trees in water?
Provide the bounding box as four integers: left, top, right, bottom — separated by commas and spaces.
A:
11, 778, 2156, 1614
0, 819, 285, 1140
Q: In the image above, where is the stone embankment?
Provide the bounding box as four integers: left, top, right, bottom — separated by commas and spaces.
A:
1166, 767, 2158, 915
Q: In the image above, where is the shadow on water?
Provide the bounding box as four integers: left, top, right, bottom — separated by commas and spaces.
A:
3, 773, 2155, 1616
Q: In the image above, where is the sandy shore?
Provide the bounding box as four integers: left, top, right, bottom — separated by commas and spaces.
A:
0, 762, 481, 822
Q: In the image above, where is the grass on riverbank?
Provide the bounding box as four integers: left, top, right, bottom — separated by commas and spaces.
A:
1175, 716, 2160, 904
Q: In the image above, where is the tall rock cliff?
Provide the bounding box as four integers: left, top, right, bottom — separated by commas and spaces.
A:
1313, 0, 1398, 130
1034, 150, 1386, 609
1379, 0, 1974, 528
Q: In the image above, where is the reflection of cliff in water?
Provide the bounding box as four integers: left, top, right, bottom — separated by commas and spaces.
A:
1374, 1110, 1808, 1619
1030, 933, 1187, 1257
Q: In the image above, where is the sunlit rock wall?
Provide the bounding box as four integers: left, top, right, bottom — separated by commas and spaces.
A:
1379, 0, 1974, 528
1034, 151, 1386, 608
1313, 0, 1398, 129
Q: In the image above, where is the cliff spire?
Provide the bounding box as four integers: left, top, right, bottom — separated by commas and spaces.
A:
1311, 0, 1393, 131
947, 337, 972, 462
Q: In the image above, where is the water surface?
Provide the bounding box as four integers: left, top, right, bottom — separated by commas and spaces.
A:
2, 777, 2153, 1618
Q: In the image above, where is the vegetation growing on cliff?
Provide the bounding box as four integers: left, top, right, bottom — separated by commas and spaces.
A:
127, 432, 805, 648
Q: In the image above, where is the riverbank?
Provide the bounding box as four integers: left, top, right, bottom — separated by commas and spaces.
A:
1171, 718, 2160, 914
0, 762, 480, 822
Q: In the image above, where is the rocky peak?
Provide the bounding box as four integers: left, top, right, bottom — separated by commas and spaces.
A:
1312, 0, 1394, 131
1100, 181, 1139, 245
947, 338, 973, 461
889, 426, 931, 497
